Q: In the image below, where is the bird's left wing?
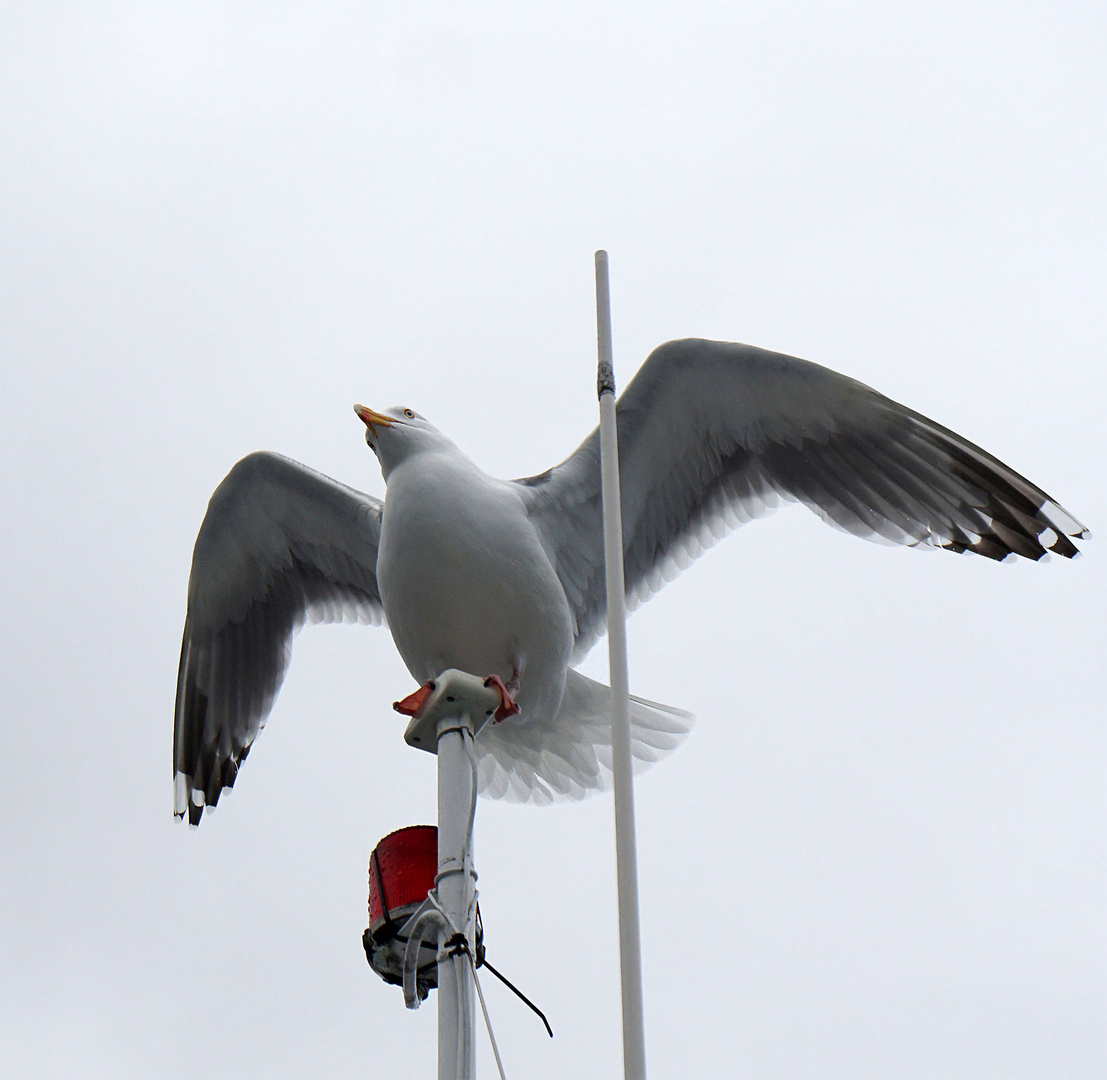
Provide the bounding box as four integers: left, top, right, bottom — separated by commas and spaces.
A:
174, 451, 384, 824
516, 338, 1087, 661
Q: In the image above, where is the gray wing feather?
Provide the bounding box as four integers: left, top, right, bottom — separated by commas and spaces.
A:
517, 339, 1088, 660
174, 451, 384, 824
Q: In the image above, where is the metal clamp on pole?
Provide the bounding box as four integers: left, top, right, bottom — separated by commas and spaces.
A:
403, 670, 501, 1080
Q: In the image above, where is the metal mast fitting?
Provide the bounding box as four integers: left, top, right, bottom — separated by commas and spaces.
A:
402, 669, 500, 1080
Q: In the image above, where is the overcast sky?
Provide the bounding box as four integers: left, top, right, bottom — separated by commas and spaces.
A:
1, 2, 1104, 1077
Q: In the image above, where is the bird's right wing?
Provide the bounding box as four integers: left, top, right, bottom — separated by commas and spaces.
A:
174, 451, 384, 825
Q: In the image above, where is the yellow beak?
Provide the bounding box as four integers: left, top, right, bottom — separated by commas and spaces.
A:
353, 404, 394, 430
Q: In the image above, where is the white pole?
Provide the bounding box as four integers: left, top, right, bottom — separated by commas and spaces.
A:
595, 250, 648, 1079
436, 714, 478, 1080
403, 670, 501, 1080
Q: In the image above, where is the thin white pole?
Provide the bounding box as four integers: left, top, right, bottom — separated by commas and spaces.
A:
436, 713, 478, 1080
595, 249, 647, 1079
401, 671, 501, 1078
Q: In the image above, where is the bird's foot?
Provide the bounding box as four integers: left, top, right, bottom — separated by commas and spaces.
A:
392, 675, 519, 722
392, 680, 435, 717
483, 674, 521, 723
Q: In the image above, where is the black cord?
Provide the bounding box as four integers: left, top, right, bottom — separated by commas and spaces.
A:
369, 847, 398, 940
477, 954, 554, 1039
472, 904, 553, 1039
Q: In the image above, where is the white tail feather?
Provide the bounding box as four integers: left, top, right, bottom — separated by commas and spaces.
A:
474, 670, 693, 805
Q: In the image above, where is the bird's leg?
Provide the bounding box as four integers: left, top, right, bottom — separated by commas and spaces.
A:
392, 680, 436, 717
483, 673, 521, 723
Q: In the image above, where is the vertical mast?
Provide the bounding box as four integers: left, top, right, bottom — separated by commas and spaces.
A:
595, 250, 647, 1078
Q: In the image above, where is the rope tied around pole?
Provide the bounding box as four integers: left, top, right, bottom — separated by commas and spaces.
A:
431, 892, 554, 1040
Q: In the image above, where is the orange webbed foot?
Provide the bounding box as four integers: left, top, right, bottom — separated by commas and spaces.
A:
482, 674, 521, 723
393, 680, 436, 717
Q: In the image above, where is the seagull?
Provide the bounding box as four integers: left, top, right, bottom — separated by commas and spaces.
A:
174, 338, 1087, 824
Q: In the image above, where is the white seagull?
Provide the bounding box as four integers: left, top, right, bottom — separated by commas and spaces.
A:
174, 339, 1087, 824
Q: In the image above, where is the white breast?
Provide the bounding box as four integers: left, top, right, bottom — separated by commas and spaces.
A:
377, 450, 573, 724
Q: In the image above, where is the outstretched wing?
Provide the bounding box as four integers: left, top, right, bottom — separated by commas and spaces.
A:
174, 451, 384, 824
517, 338, 1088, 660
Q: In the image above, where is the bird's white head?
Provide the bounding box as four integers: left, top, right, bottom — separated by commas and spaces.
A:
353, 403, 456, 479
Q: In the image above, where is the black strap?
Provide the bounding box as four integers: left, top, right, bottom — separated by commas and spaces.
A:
370, 847, 398, 940
472, 905, 553, 1039
478, 954, 554, 1039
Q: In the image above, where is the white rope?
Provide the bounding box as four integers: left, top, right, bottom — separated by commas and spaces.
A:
401, 902, 446, 1010
466, 950, 507, 1080
424, 885, 507, 1078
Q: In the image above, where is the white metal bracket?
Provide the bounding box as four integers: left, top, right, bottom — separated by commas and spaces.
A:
402, 669, 500, 753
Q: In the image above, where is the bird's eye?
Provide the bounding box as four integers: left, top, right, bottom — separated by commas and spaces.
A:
403, 408, 415, 419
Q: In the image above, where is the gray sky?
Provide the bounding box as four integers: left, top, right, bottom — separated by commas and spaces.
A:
1, 2, 1103, 1077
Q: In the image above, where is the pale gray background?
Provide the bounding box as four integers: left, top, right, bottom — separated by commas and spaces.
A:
1, 2, 1103, 1077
